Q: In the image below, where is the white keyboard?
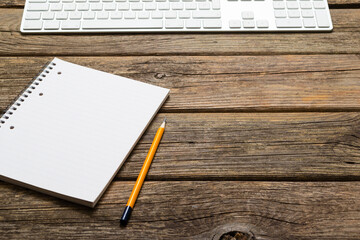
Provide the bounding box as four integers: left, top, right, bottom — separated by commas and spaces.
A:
21, 0, 333, 33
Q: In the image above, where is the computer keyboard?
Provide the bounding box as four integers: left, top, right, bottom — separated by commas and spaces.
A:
21, 0, 333, 33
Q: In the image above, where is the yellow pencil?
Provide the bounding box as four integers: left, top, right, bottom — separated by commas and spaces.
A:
120, 118, 166, 226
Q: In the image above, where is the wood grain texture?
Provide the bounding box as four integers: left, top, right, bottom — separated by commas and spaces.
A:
1, 181, 360, 240
119, 112, 360, 180
0, 9, 359, 55
1, 55, 360, 112
4, 112, 350, 180
0, 0, 359, 7
1, 2, 360, 238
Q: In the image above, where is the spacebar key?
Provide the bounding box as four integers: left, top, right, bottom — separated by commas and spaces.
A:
82, 20, 163, 29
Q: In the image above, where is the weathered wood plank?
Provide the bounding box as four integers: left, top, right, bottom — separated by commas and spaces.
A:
1, 56, 360, 112
0, 9, 359, 55
0, 0, 359, 8
119, 112, 360, 180
3, 111, 359, 180
1, 181, 360, 239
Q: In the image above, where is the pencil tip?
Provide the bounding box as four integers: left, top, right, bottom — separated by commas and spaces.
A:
160, 118, 166, 128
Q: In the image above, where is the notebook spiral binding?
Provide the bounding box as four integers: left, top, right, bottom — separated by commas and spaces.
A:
0, 61, 57, 128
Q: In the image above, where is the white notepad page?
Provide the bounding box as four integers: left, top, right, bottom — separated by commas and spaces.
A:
0, 58, 169, 207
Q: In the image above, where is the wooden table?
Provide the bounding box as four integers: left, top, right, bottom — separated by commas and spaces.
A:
1, 1, 360, 239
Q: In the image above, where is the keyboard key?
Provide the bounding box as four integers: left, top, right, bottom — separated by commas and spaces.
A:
77, 3, 89, 10
25, 12, 41, 20
44, 20, 60, 29
69, 12, 82, 19
172, 2, 184, 10
212, 0, 220, 10
23, 20, 43, 30
83, 12, 95, 19
256, 19, 269, 28
288, 10, 300, 18
56, 12, 68, 19
124, 12, 136, 19
241, 11, 254, 19
286, 2, 299, 9
165, 20, 184, 28
27, 3, 49, 11
315, 10, 330, 27
50, 3, 63, 11
229, 20, 241, 28
193, 11, 221, 19
313, 1, 326, 8
131, 3, 143, 10
301, 10, 314, 18
185, 19, 201, 29
273, 1, 285, 9
97, 12, 109, 19
91, 3, 103, 10
276, 18, 302, 28
152, 11, 164, 19
63, 3, 76, 11
61, 20, 81, 29
145, 3, 156, 10
42, 12, 55, 19
274, 10, 287, 18
118, 3, 130, 10
185, 2, 197, 10
110, 12, 123, 19
179, 11, 191, 19
158, 2, 170, 10
198, 2, 210, 10
82, 20, 163, 29
243, 20, 255, 28
165, 11, 177, 19
138, 11, 150, 19
303, 18, 316, 28
300, 2, 312, 9
104, 3, 116, 10
203, 20, 222, 28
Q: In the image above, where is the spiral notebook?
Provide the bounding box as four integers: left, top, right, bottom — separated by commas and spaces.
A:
0, 58, 169, 207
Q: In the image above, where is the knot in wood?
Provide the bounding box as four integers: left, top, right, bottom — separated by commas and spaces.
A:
154, 73, 166, 79
219, 231, 255, 240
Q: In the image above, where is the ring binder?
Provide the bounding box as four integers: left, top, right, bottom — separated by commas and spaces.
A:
0, 61, 54, 128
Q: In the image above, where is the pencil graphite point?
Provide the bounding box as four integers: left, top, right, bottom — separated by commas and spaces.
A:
160, 118, 166, 128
